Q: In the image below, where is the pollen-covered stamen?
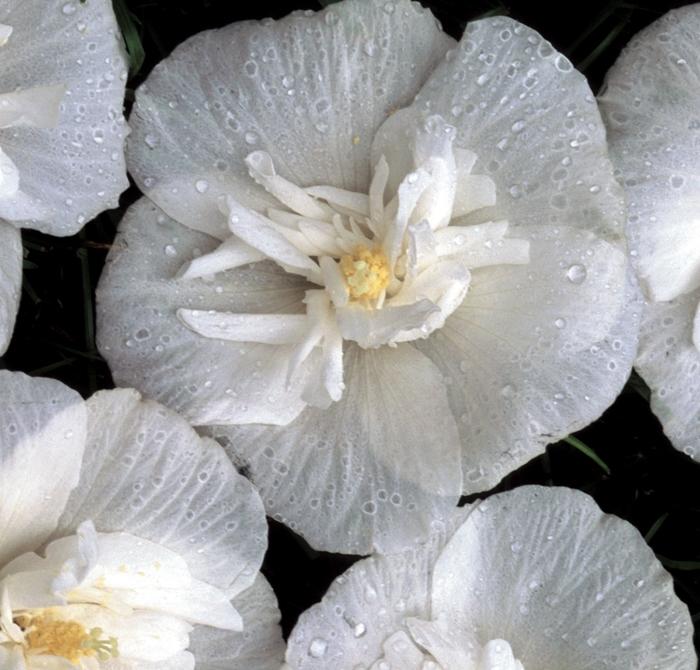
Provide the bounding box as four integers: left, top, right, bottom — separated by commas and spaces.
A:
17, 613, 118, 663
340, 245, 390, 302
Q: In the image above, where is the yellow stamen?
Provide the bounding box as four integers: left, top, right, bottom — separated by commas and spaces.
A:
17, 614, 119, 663
340, 245, 390, 302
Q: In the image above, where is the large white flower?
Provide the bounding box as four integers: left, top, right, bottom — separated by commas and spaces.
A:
97, 1, 640, 553
599, 4, 700, 461
0, 0, 129, 355
0, 370, 284, 669
284, 486, 696, 670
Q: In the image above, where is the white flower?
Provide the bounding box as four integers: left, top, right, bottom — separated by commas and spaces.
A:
0, 371, 284, 669
599, 5, 700, 461
98, 1, 639, 553
284, 486, 696, 670
0, 0, 129, 354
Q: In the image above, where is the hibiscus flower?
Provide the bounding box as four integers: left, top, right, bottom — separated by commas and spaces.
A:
0, 0, 129, 355
98, 1, 639, 553
599, 4, 700, 461
0, 371, 283, 669
284, 486, 696, 670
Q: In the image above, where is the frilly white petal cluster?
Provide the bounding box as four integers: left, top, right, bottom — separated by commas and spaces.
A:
0, 370, 284, 669
0, 0, 129, 355
599, 4, 700, 461
97, 0, 640, 554
284, 486, 696, 670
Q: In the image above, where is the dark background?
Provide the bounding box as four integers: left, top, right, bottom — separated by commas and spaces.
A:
3, 0, 698, 650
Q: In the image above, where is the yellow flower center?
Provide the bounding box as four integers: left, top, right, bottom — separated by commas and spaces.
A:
340, 245, 390, 301
16, 613, 119, 663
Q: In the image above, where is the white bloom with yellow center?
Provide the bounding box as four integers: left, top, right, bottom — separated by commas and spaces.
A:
284, 487, 696, 670
98, 1, 640, 554
176, 113, 530, 406
599, 4, 700, 461
0, 370, 284, 670
0, 0, 129, 355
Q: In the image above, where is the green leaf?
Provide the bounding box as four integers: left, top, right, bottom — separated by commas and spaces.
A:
113, 0, 145, 78
657, 555, 700, 571
563, 435, 611, 475
644, 512, 669, 543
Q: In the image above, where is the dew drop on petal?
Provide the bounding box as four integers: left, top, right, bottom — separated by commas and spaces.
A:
309, 638, 328, 658
566, 263, 587, 284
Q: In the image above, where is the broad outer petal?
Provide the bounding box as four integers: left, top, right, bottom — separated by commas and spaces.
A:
285, 508, 471, 670
432, 486, 696, 670
599, 5, 700, 302
0, 220, 21, 354
53, 388, 268, 594
205, 344, 463, 555
635, 291, 700, 461
414, 224, 640, 494
190, 575, 285, 670
409, 16, 625, 241
127, 0, 452, 237
0, 371, 86, 567
0, 0, 129, 235
96, 197, 311, 426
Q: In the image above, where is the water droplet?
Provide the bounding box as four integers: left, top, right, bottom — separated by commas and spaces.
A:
144, 133, 159, 149
195, 179, 209, 193
565, 264, 587, 284
62, 2, 76, 15
309, 638, 328, 658
164, 244, 177, 257
554, 317, 566, 329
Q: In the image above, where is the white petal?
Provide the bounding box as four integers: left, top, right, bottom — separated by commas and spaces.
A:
0, 645, 24, 670
404, 616, 475, 668
0, 84, 65, 128
205, 345, 463, 555
383, 168, 432, 266
370, 107, 420, 198
452, 173, 497, 217
635, 290, 700, 461
57, 604, 192, 662
0, 146, 19, 199
434, 220, 509, 257
177, 309, 307, 345
319, 256, 349, 307
127, 0, 452, 232
224, 196, 321, 280
412, 16, 624, 241
389, 259, 471, 342
0, 24, 12, 46
189, 575, 285, 670
410, 115, 458, 230
431, 486, 696, 670
375, 631, 425, 668
177, 237, 265, 280
404, 220, 437, 276
367, 161, 389, 242
245, 151, 328, 220
599, 5, 700, 302
284, 510, 470, 668
0, 221, 21, 354
305, 185, 369, 217
53, 388, 267, 596
0, 0, 128, 234
335, 299, 438, 348
414, 224, 638, 494
0, 371, 86, 567
97, 198, 311, 426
